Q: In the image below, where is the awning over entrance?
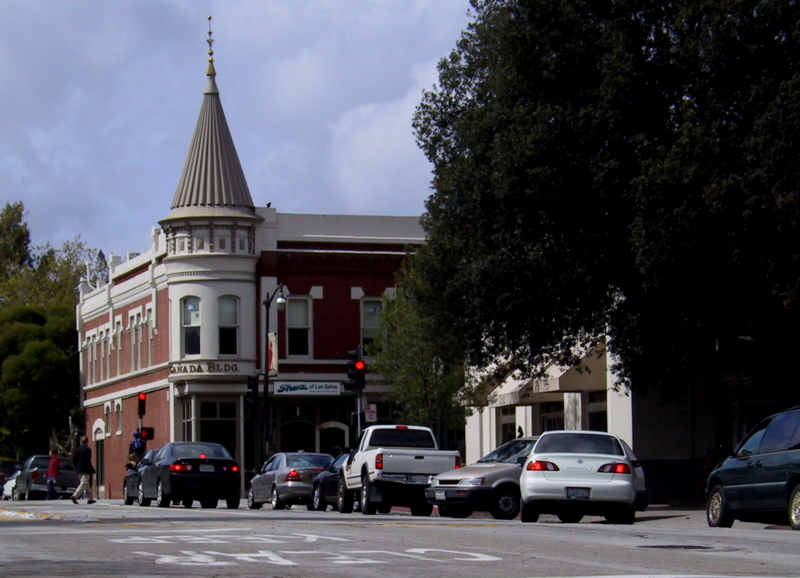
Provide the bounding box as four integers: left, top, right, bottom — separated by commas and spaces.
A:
486, 347, 608, 408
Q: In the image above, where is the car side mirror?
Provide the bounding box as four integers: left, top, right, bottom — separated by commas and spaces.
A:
516, 457, 526, 466
140, 459, 151, 466
631, 460, 641, 468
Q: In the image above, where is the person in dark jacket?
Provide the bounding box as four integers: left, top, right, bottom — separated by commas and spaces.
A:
70, 436, 96, 504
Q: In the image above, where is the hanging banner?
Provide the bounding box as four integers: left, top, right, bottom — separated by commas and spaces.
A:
268, 332, 279, 377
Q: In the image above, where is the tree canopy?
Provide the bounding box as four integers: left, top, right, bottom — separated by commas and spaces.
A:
412, 0, 800, 395
368, 260, 477, 442
0, 202, 106, 456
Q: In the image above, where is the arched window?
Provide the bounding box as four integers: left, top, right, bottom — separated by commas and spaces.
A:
182, 297, 201, 356
219, 296, 239, 356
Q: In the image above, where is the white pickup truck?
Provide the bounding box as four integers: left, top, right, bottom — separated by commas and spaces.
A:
338, 424, 461, 516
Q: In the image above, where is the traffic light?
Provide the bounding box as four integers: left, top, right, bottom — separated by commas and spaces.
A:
137, 392, 146, 416
344, 346, 367, 391
246, 374, 259, 407
140, 427, 155, 441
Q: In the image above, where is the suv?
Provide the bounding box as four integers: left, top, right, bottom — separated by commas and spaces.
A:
706, 407, 800, 529
15, 455, 80, 500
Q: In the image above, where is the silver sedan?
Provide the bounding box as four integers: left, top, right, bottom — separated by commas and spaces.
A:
248, 452, 333, 510
519, 430, 646, 524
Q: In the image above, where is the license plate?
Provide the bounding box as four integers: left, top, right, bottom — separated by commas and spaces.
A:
199, 465, 214, 473
435, 490, 446, 501
409, 475, 428, 483
566, 487, 590, 499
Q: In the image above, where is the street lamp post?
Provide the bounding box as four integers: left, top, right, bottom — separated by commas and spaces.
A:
262, 284, 286, 460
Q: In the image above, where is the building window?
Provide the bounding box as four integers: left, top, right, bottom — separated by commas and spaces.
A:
182, 297, 201, 356
146, 308, 153, 367
287, 298, 310, 356
115, 321, 122, 376
362, 299, 382, 350
219, 296, 239, 356
541, 401, 565, 432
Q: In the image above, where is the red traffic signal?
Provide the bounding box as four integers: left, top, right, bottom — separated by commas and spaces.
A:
354, 360, 366, 371
137, 392, 147, 416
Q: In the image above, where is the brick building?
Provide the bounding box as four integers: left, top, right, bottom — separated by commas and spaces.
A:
76, 50, 422, 499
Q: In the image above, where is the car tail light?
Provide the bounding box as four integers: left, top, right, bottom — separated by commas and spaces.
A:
376, 453, 383, 470
221, 465, 239, 472
455, 456, 462, 469
526, 460, 559, 471
598, 463, 631, 474
395, 425, 408, 429
31, 470, 38, 482
284, 469, 302, 482
169, 464, 194, 472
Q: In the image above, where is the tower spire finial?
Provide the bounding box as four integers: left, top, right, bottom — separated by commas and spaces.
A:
206, 15, 217, 77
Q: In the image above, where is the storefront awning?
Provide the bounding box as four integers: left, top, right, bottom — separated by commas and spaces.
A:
486, 347, 608, 408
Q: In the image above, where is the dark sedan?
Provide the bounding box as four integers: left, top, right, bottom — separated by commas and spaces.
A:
138, 442, 241, 509
248, 452, 333, 510
122, 449, 156, 506
311, 452, 351, 511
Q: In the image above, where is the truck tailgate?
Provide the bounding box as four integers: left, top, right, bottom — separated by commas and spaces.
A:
380, 450, 458, 475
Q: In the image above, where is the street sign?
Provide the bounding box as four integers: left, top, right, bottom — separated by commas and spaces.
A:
364, 403, 377, 423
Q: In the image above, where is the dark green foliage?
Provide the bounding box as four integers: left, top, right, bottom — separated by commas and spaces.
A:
413, 0, 800, 396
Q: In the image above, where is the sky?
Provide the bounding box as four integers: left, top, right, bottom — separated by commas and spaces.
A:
0, 1, 473, 258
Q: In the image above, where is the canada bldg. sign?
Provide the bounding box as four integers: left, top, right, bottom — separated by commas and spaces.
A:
169, 362, 242, 375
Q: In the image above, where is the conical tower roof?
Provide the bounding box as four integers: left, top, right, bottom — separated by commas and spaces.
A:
161, 29, 259, 223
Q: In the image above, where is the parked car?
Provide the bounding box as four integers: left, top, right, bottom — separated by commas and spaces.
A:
248, 452, 334, 510
122, 449, 157, 506
137, 442, 241, 509
0, 459, 22, 489
706, 406, 800, 530
519, 430, 647, 524
426, 436, 538, 519
311, 452, 352, 511
15, 454, 80, 500
2, 470, 21, 500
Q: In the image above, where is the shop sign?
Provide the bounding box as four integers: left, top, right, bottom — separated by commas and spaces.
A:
274, 381, 340, 395
169, 362, 241, 375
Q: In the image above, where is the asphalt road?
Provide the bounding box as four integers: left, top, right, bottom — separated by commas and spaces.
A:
0, 500, 797, 577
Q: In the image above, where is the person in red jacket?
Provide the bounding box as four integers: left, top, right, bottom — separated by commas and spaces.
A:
46, 450, 60, 500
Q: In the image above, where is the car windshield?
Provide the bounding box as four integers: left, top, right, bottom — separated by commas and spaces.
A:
479, 439, 537, 463
535, 433, 624, 456
287, 454, 334, 469
170, 443, 232, 459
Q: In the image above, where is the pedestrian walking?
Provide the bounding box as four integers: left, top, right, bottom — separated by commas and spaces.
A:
70, 435, 96, 504
45, 449, 61, 500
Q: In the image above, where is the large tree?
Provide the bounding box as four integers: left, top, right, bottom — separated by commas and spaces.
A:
368, 259, 478, 443
413, 0, 800, 400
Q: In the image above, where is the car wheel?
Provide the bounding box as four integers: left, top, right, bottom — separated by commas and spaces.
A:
123, 484, 134, 506
557, 509, 584, 524
12, 486, 22, 501
789, 486, 800, 530
138, 481, 151, 507
156, 480, 170, 508
200, 499, 218, 509
520, 500, 540, 523
361, 474, 378, 515
706, 484, 734, 528
247, 487, 262, 510
312, 484, 327, 511
337, 476, 353, 513
182, 499, 193, 508
271, 486, 286, 510
447, 504, 473, 518
410, 500, 433, 517
489, 485, 521, 520
605, 503, 635, 525
226, 495, 240, 509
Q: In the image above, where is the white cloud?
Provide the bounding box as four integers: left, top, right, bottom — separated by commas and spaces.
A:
0, 0, 471, 256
